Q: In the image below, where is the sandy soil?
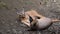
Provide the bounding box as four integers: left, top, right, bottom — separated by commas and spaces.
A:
0, 0, 60, 34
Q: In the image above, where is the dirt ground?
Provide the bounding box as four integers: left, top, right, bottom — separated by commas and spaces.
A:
0, 0, 60, 34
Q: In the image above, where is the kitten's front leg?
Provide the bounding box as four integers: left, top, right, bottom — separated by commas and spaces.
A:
22, 21, 30, 27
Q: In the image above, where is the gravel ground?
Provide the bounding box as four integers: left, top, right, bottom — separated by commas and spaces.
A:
0, 0, 60, 34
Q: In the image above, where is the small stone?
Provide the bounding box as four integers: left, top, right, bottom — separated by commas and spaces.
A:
8, 30, 11, 32
0, 32, 2, 34
53, 0, 56, 2
18, 31, 23, 34
15, 21, 18, 23
2, 21, 5, 24
12, 29, 17, 34
10, 23, 13, 25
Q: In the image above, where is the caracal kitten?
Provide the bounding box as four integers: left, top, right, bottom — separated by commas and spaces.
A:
16, 9, 60, 30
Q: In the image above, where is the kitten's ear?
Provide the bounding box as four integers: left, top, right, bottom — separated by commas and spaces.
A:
20, 8, 25, 15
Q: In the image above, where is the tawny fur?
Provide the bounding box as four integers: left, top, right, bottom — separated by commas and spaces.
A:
30, 17, 60, 30
17, 9, 60, 30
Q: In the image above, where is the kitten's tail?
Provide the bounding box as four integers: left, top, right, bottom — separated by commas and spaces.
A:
52, 19, 60, 22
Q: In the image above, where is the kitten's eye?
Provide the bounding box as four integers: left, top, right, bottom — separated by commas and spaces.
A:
19, 16, 25, 18
37, 17, 40, 19
22, 17, 25, 18
35, 16, 40, 19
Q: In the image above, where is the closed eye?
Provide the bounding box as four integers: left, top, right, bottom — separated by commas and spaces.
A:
35, 16, 40, 19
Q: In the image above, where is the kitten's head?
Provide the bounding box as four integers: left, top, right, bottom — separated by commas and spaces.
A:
16, 8, 26, 19
16, 8, 30, 27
